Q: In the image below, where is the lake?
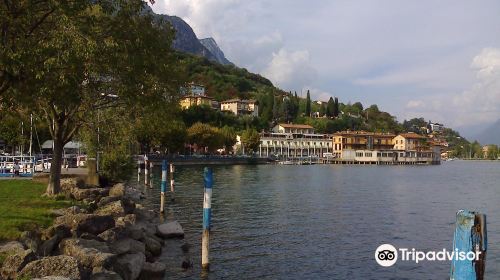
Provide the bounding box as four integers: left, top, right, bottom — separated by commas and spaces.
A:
133, 161, 500, 279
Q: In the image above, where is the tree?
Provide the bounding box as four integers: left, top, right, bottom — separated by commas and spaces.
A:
326, 97, 335, 117
187, 123, 223, 153
305, 90, 311, 117
220, 126, 237, 153
352, 102, 364, 113
319, 103, 326, 117
2, 1, 181, 195
241, 128, 260, 154
333, 97, 339, 117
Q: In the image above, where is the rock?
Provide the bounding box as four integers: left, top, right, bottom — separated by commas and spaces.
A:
138, 262, 165, 280
42, 224, 72, 241
0, 249, 37, 280
124, 225, 144, 241
180, 243, 190, 253
54, 214, 115, 236
0, 241, 25, 255
20, 230, 42, 252
80, 232, 105, 242
143, 236, 161, 256
59, 238, 115, 269
60, 178, 85, 193
134, 208, 156, 222
71, 187, 109, 201
156, 221, 184, 239
19, 255, 85, 280
98, 227, 127, 243
112, 253, 145, 280
110, 238, 145, 255
38, 235, 59, 256
33, 277, 72, 280
109, 183, 126, 197
95, 200, 135, 217
91, 267, 123, 280
115, 214, 137, 228
97, 196, 121, 208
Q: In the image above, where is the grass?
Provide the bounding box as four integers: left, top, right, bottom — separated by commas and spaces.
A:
0, 180, 75, 241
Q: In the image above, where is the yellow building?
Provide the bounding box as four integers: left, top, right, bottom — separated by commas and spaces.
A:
393, 132, 427, 151
332, 131, 395, 158
180, 94, 213, 109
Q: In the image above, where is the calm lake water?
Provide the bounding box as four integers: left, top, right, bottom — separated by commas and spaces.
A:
132, 161, 500, 279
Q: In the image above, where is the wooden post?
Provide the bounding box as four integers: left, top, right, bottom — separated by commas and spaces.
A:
137, 160, 141, 182
202, 167, 213, 271
144, 158, 149, 186
160, 160, 167, 214
86, 158, 99, 186
149, 161, 154, 189
450, 210, 487, 280
170, 163, 175, 200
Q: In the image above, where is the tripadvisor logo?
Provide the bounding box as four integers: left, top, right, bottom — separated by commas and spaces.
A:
375, 244, 482, 267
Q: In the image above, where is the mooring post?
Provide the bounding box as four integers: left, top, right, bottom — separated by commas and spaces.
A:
170, 163, 175, 200
149, 161, 154, 189
160, 160, 168, 214
202, 167, 213, 271
450, 210, 487, 280
137, 160, 141, 182
144, 157, 149, 186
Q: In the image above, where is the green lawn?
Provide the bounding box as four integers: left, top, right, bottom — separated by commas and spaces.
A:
0, 180, 75, 241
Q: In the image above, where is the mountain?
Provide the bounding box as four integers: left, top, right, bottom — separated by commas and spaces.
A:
199, 38, 233, 65
475, 119, 500, 145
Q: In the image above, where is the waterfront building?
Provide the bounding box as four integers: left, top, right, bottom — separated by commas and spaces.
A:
332, 131, 395, 158
220, 99, 259, 117
393, 132, 427, 151
259, 124, 332, 158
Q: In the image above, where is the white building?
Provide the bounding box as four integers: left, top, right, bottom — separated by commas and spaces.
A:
259, 124, 332, 158
220, 99, 259, 117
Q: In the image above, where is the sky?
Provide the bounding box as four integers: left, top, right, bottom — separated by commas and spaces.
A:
148, 0, 500, 138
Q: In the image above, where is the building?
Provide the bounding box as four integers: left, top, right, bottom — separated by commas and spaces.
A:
180, 83, 206, 96
393, 132, 428, 151
427, 121, 444, 133
273, 123, 314, 134
220, 99, 259, 117
180, 94, 213, 109
332, 131, 395, 158
258, 124, 332, 158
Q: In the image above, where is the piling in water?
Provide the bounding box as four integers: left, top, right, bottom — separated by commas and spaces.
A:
450, 210, 487, 280
202, 167, 213, 271
160, 160, 168, 214
170, 163, 175, 200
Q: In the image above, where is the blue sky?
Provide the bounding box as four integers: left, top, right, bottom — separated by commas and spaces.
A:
149, 0, 500, 138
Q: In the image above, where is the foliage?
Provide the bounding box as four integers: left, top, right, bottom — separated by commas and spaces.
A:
241, 128, 261, 154
187, 122, 224, 153
305, 90, 311, 117
0, 180, 74, 241
220, 126, 237, 153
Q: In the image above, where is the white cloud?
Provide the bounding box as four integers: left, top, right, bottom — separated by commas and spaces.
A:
262, 49, 317, 90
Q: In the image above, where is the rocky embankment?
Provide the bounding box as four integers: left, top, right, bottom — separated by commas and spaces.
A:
0, 178, 186, 280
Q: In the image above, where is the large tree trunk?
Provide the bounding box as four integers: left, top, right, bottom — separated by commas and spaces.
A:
46, 131, 64, 195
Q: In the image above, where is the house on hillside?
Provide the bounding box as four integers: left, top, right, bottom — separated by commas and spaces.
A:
220, 99, 259, 117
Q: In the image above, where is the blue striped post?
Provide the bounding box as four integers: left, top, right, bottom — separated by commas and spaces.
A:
160, 160, 168, 213
202, 167, 213, 270
450, 210, 487, 280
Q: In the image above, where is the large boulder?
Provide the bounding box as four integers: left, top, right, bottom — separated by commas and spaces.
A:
143, 236, 162, 256
94, 200, 135, 217
19, 255, 85, 280
54, 214, 115, 236
60, 178, 85, 193
112, 253, 145, 280
0, 249, 37, 280
59, 238, 115, 269
110, 238, 145, 255
109, 183, 126, 197
156, 221, 184, 239
115, 214, 138, 228
138, 262, 166, 280
98, 227, 128, 243
19, 230, 42, 252
39, 224, 72, 256
91, 270, 123, 280
71, 187, 109, 201
0, 241, 25, 255
97, 196, 121, 208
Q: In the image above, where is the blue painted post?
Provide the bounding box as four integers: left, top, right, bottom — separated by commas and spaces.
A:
450, 210, 487, 280
160, 160, 168, 213
202, 167, 213, 270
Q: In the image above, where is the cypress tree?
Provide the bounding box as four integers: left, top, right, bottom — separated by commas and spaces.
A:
305, 90, 311, 117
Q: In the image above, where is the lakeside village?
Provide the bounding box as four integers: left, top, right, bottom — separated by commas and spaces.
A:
2, 83, 480, 177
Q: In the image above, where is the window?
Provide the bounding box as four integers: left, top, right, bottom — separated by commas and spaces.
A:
365, 152, 372, 157
377, 152, 382, 157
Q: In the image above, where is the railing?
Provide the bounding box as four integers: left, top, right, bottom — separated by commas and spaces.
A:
0, 156, 36, 177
